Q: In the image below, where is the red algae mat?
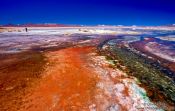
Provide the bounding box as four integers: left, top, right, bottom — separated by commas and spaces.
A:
12, 46, 162, 111
0, 46, 166, 111
20, 47, 99, 111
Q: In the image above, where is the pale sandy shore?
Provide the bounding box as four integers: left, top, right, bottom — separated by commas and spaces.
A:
1, 25, 175, 33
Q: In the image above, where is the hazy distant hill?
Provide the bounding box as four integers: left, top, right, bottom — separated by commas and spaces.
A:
1, 23, 79, 27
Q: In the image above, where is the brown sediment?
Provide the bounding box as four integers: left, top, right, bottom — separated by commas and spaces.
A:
19, 46, 99, 111
0, 27, 23, 33
0, 27, 6, 33
0, 51, 47, 111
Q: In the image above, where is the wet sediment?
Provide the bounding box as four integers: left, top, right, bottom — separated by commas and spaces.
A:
0, 51, 47, 111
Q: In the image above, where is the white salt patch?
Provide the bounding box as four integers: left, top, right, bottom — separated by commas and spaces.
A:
88, 54, 163, 111
107, 104, 120, 111
110, 72, 117, 78
114, 84, 125, 92
89, 104, 96, 111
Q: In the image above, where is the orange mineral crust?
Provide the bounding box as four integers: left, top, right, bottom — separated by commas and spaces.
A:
20, 47, 99, 111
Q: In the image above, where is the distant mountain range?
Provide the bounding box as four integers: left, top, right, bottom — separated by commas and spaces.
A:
0, 23, 175, 27
0, 23, 79, 27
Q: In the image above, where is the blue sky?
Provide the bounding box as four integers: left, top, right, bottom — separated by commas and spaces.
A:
0, 0, 175, 25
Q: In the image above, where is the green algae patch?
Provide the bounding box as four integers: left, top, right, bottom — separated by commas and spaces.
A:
98, 42, 175, 110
